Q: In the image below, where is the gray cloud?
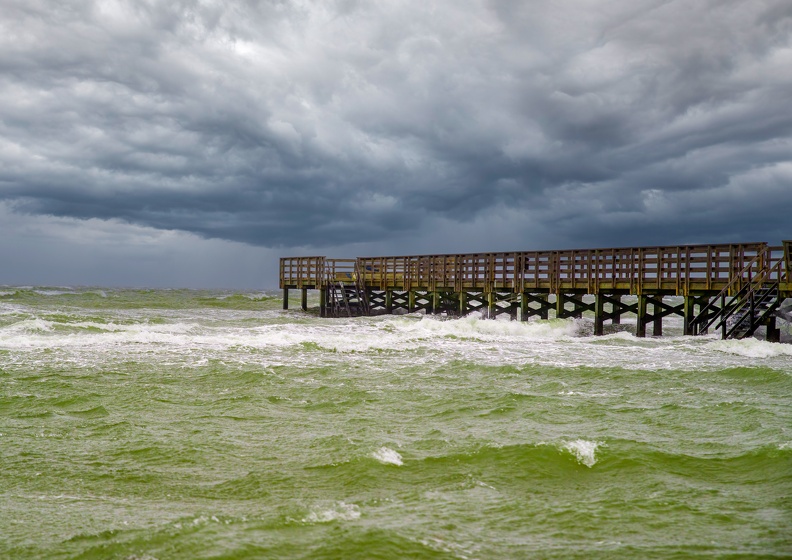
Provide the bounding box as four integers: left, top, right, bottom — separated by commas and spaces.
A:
1, 0, 791, 268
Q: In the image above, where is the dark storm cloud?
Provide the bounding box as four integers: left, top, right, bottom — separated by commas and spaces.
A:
1, 0, 791, 253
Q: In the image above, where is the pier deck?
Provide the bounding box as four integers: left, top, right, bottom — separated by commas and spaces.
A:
280, 242, 792, 340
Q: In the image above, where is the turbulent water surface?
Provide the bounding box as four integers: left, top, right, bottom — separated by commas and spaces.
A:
1, 287, 791, 559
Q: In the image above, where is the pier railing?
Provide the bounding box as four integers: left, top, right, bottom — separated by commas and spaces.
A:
281, 243, 771, 295
354, 243, 766, 294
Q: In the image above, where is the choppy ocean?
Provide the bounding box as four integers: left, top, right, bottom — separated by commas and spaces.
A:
1, 287, 791, 559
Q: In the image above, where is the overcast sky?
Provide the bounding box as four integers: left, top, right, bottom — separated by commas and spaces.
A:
1, 0, 791, 289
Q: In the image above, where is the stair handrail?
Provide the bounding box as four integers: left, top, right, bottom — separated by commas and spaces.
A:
691, 246, 769, 335
722, 256, 784, 339
354, 260, 371, 316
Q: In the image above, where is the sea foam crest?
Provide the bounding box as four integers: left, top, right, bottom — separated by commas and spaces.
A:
396, 315, 581, 340
562, 439, 601, 468
302, 501, 361, 523
709, 338, 792, 359
372, 446, 403, 466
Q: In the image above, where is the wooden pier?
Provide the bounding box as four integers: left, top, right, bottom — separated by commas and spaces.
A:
280, 242, 792, 341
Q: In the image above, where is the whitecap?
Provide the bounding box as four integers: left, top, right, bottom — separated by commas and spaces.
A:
33, 290, 75, 296
372, 446, 403, 466
562, 439, 601, 468
393, 315, 580, 340
709, 338, 792, 359
302, 501, 361, 523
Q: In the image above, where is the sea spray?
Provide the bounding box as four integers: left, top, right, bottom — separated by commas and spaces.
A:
562, 439, 601, 468
372, 446, 403, 466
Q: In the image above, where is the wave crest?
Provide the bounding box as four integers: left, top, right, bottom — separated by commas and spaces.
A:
561, 439, 601, 468
302, 501, 361, 523
372, 446, 403, 466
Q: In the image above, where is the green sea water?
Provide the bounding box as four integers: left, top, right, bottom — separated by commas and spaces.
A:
1, 287, 791, 559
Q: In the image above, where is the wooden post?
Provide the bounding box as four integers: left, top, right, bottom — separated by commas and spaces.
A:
319, 288, 326, 318
385, 290, 393, 314
766, 317, 780, 342
683, 296, 695, 335
556, 293, 564, 319
539, 294, 549, 320
594, 294, 605, 336
283, 288, 289, 310
301, 288, 308, 311
487, 292, 496, 319
721, 293, 727, 339
459, 291, 467, 316
637, 294, 647, 337
653, 297, 663, 336
408, 290, 416, 313
611, 295, 621, 324
520, 292, 529, 321
432, 292, 440, 315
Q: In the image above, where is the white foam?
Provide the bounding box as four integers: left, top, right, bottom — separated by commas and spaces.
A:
372, 446, 403, 466
392, 315, 581, 340
562, 439, 601, 468
33, 290, 76, 296
709, 338, 792, 359
301, 501, 361, 523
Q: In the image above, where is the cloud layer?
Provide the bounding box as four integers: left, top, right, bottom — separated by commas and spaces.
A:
1, 0, 791, 267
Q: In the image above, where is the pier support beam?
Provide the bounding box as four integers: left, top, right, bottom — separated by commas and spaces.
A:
612, 296, 622, 324
593, 294, 633, 335
556, 293, 593, 319
408, 291, 416, 313
283, 288, 289, 310
637, 295, 683, 337
637, 295, 648, 337
683, 296, 695, 335
385, 290, 393, 314
767, 317, 780, 343
319, 288, 326, 318
685, 295, 717, 335
520, 293, 551, 321
301, 288, 308, 311
459, 292, 467, 316
594, 295, 605, 336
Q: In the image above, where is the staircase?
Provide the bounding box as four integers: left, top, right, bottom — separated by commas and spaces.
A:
724, 281, 781, 339
692, 246, 787, 339
323, 260, 370, 318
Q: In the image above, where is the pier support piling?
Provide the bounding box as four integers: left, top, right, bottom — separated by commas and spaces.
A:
767, 317, 781, 343
594, 295, 605, 336
637, 295, 648, 337
459, 292, 467, 317
520, 293, 551, 321
556, 293, 593, 319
